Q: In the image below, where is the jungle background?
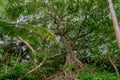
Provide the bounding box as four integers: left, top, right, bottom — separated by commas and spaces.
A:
0, 0, 120, 80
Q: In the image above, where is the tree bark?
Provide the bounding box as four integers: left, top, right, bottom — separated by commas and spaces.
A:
61, 35, 85, 70
108, 0, 120, 49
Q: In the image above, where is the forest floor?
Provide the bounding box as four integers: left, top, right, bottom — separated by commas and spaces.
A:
46, 65, 120, 80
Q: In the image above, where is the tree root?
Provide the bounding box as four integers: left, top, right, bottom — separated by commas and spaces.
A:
46, 70, 78, 80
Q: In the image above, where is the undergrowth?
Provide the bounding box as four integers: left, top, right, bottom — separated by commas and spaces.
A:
77, 65, 120, 80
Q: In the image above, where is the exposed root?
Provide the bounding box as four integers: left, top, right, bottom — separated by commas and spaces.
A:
66, 53, 88, 71
46, 53, 89, 80
46, 70, 78, 80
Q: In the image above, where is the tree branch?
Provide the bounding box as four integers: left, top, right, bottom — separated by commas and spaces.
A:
108, 53, 120, 77
72, 30, 94, 45
18, 53, 62, 80
73, 45, 89, 51
18, 36, 37, 65
18, 36, 35, 53
18, 58, 46, 80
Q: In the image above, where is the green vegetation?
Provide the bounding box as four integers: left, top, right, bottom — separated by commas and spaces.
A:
0, 0, 120, 80
78, 71, 119, 80
78, 65, 120, 80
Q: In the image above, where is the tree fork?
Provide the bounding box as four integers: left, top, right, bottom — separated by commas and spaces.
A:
53, 12, 86, 70
61, 35, 85, 70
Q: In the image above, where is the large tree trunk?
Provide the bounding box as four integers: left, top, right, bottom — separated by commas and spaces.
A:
61, 35, 85, 70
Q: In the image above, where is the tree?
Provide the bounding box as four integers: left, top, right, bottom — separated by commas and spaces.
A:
108, 0, 120, 77
1, 0, 120, 79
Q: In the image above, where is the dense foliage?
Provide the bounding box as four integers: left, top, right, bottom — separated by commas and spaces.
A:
0, 0, 120, 80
